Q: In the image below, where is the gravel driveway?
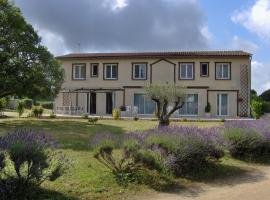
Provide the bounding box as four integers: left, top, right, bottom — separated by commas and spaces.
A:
132, 165, 270, 200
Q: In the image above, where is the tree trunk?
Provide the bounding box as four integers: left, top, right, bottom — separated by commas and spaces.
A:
158, 116, 170, 127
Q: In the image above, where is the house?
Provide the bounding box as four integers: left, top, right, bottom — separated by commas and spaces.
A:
54, 51, 251, 118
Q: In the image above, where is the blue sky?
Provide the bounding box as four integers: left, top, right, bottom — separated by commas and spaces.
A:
15, 0, 270, 94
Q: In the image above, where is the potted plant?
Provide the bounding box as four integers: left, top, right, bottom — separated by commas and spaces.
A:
205, 102, 211, 118
119, 105, 127, 117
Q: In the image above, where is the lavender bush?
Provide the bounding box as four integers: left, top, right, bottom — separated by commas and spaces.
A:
126, 126, 225, 176
91, 126, 225, 180
224, 120, 270, 160
0, 129, 69, 199
90, 133, 163, 185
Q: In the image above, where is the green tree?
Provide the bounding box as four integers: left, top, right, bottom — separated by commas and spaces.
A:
251, 89, 259, 101
0, 0, 64, 99
145, 84, 186, 126
251, 100, 263, 119
16, 101, 24, 117
0, 98, 7, 115
260, 89, 270, 102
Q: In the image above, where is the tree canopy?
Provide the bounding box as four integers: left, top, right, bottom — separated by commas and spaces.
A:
260, 89, 270, 102
0, 0, 64, 99
145, 84, 186, 126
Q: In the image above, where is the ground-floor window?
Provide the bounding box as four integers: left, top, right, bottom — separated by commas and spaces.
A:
179, 94, 198, 115
134, 94, 155, 114
217, 94, 228, 116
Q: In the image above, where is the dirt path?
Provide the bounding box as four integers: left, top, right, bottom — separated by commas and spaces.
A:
132, 165, 270, 200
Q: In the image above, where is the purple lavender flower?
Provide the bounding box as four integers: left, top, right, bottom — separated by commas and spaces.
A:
0, 129, 57, 150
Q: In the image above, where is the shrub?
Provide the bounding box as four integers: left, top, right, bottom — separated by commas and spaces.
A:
251, 100, 263, 119
262, 101, 270, 113
112, 108, 120, 120
22, 98, 33, 109
49, 113, 56, 119
88, 117, 98, 125
182, 118, 187, 122
126, 126, 224, 177
133, 117, 139, 121
40, 102, 53, 110
82, 114, 88, 119
90, 133, 164, 185
0, 98, 7, 114
31, 106, 43, 118
224, 128, 270, 160
16, 101, 24, 117
0, 129, 69, 199
224, 120, 270, 160
119, 105, 126, 111
205, 102, 211, 113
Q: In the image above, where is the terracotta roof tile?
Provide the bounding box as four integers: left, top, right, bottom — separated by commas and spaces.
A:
56, 50, 252, 59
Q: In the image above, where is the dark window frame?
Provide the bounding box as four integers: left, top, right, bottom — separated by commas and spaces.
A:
200, 62, 209, 77
178, 62, 195, 80
132, 62, 148, 80
103, 63, 118, 80
215, 62, 231, 80
72, 63, 86, 80
90, 63, 99, 77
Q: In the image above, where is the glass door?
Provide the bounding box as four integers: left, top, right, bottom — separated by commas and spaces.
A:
217, 94, 228, 116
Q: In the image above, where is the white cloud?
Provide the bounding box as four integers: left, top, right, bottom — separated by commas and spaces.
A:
231, 36, 258, 53
15, 0, 210, 55
251, 61, 270, 94
38, 29, 70, 56
232, 0, 270, 41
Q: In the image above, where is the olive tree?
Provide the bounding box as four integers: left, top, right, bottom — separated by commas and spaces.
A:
145, 84, 186, 126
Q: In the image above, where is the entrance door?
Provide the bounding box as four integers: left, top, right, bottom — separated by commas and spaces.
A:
90, 93, 96, 114
106, 92, 113, 114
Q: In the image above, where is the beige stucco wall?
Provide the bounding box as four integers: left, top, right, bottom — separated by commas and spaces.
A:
54, 56, 251, 117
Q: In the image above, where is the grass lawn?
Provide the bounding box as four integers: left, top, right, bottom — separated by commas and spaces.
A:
0, 114, 250, 200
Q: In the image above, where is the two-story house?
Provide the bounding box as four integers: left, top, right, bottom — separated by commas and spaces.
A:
54, 51, 251, 118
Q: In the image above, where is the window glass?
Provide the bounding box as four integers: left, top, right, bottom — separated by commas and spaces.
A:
201, 63, 208, 76
106, 65, 111, 78
221, 94, 228, 115
223, 65, 229, 78
134, 94, 155, 114
217, 94, 228, 116
187, 64, 193, 78
179, 94, 198, 115
181, 65, 186, 78
73, 64, 86, 79
135, 65, 140, 78
216, 63, 230, 79
112, 65, 117, 78
91, 64, 98, 76
75, 66, 80, 78
180, 63, 193, 79
133, 64, 146, 79
105, 64, 117, 79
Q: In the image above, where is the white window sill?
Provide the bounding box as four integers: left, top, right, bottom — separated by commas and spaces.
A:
73, 78, 86, 80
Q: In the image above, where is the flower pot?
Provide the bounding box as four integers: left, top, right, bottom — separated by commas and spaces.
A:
205, 112, 211, 118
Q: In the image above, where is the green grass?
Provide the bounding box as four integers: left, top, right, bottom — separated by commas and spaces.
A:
0, 115, 253, 199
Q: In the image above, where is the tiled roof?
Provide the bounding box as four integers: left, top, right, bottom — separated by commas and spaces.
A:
56, 50, 252, 59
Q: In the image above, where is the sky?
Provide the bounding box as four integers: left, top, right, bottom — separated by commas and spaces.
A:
13, 0, 270, 94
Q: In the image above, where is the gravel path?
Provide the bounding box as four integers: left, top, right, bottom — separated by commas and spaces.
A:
132, 165, 270, 200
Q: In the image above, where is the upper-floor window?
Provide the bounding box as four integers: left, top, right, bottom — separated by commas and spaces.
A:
91, 63, 99, 77
200, 62, 209, 77
216, 63, 231, 80
132, 63, 147, 80
104, 63, 118, 80
72, 64, 86, 80
179, 63, 194, 80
